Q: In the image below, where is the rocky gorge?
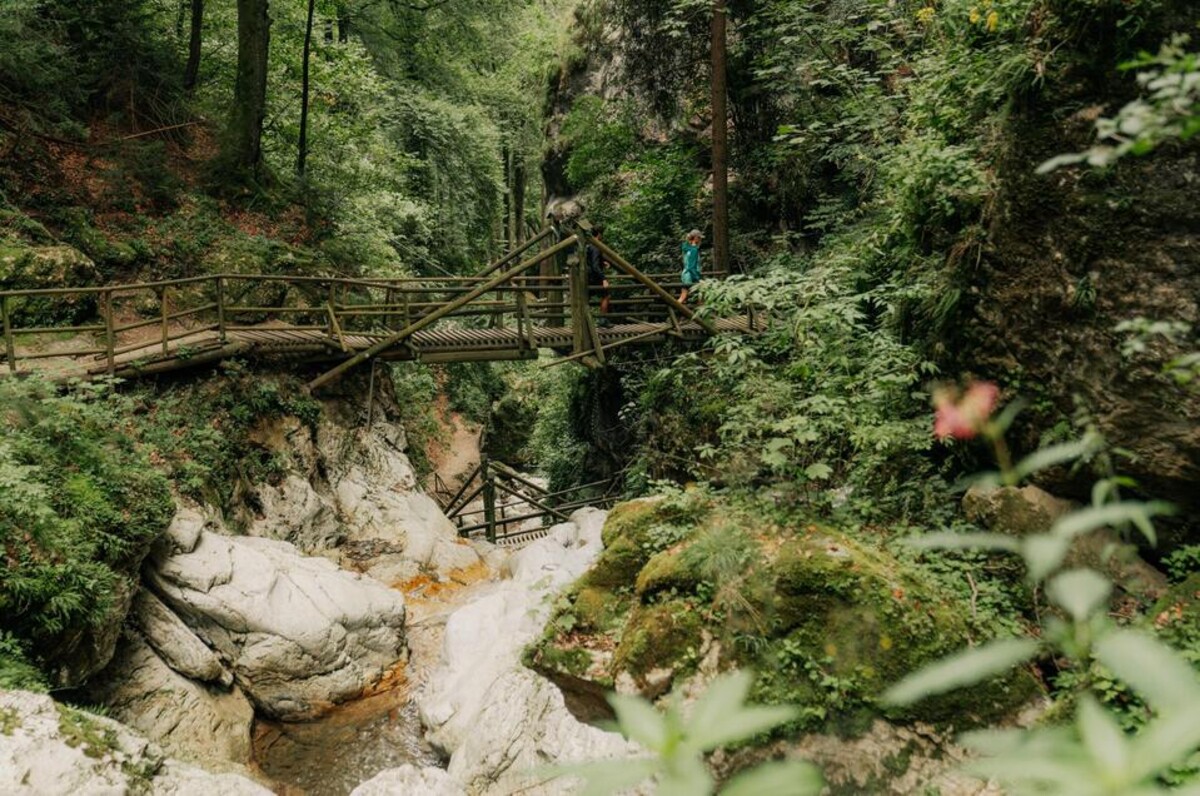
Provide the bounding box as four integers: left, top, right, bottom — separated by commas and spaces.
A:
0, 381, 634, 795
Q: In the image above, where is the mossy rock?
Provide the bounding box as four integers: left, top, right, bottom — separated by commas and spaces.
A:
636, 547, 702, 601
766, 529, 1040, 726
574, 585, 628, 632
584, 535, 647, 591
613, 599, 702, 678
601, 498, 667, 549
1149, 573, 1200, 658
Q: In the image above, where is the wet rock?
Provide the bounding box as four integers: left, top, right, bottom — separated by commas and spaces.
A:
0, 690, 270, 795
83, 632, 254, 764
146, 521, 407, 721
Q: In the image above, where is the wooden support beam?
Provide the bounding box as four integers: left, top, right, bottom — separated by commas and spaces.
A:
2, 296, 15, 373
306, 236, 575, 392
578, 229, 719, 336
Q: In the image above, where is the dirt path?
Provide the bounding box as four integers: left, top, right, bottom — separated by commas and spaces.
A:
424, 408, 481, 498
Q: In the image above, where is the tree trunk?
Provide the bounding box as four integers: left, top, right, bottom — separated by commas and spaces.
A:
222, 0, 271, 183
183, 0, 204, 94
513, 158, 526, 245
711, 0, 730, 277
337, 4, 350, 43
297, 0, 316, 179
503, 145, 513, 250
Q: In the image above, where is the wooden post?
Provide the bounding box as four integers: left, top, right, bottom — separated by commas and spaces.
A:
385, 287, 396, 330
550, 222, 567, 327
571, 230, 590, 357
2, 296, 15, 373
481, 451, 497, 544
216, 276, 227, 344
103, 289, 115, 376
160, 287, 170, 357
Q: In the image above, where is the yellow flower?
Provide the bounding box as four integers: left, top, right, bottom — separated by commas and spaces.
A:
986, 10, 999, 31
916, 6, 936, 24
969, 7, 981, 23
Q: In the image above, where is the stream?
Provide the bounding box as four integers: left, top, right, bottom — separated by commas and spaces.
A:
252, 682, 442, 796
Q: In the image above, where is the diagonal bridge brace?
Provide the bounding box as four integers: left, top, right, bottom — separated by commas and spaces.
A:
305, 236, 576, 392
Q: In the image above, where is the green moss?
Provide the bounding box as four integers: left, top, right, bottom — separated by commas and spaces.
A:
636, 547, 702, 600
601, 499, 666, 548
584, 535, 648, 591
613, 599, 702, 677
574, 585, 628, 632
57, 704, 119, 760
764, 529, 1039, 727
0, 707, 18, 736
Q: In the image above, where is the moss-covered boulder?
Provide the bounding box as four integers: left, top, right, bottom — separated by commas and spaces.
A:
762, 529, 1040, 728
531, 493, 1042, 735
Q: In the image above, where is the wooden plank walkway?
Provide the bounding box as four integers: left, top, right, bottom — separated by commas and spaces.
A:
0, 221, 761, 385
77, 316, 752, 379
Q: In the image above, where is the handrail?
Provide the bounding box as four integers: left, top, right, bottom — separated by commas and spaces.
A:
0, 218, 751, 380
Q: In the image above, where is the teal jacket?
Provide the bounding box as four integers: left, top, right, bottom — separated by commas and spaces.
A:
681, 242, 701, 286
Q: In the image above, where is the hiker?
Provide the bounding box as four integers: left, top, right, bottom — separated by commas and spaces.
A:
586, 224, 611, 316
679, 229, 703, 303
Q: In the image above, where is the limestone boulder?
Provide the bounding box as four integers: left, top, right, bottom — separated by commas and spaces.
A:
83, 631, 254, 764
132, 589, 232, 686
352, 765, 464, 796
0, 690, 270, 796
145, 520, 407, 720
417, 508, 636, 795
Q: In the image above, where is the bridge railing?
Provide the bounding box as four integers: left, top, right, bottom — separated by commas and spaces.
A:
0, 219, 751, 380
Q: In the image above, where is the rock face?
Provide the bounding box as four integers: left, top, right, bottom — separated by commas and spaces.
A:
963, 483, 1167, 601
961, 98, 1200, 526
358, 508, 634, 796
145, 504, 408, 720
242, 409, 483, 582
83, 631, 255, 764
0, 690, 270, 796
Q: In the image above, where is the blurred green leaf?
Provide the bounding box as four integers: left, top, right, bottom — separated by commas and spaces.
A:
720, 760, 823, 796
883, 638, 1038, 706
609, 693, 669, 751
1046, 569, 1111, 623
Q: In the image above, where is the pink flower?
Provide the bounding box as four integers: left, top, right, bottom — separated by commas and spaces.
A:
933, 381, 999, 441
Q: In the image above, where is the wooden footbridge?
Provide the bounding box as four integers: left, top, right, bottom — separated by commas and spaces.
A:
0, 220, 758, 389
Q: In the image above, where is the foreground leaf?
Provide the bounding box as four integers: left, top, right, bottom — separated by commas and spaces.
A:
883, 638, 1038, 706
1094, 629, 1200, 711
720, 760, 823, 796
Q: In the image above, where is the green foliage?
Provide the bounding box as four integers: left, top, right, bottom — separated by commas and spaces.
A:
1041, 35, 1200, 171
561, 97, 641, 189
559, 670, 822, 796
131, 366, 320, 505
0, 378, 172, 679
886, 405, 1199, 794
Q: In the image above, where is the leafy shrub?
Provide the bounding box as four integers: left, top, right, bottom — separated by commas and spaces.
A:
0, 378, 172, 680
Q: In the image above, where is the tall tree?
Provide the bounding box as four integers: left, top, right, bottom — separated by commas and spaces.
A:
183, 0, 204, 94
711, 0, 730, 277
221, 0, 271, 183
297, 0, 316, 178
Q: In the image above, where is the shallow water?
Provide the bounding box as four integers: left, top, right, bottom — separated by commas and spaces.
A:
253, 685, 443, 796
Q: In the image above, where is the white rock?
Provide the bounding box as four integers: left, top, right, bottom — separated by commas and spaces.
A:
146, 524, 406, 720
352, 764, 464, 796
133, 590, 232, 686
0, 690, 270, 796
249, 474, 342, 552
83, 632, 254, 764
413, 509, 637, 794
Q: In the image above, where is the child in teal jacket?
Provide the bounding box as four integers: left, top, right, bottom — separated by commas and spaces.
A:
679, 229, 703, 303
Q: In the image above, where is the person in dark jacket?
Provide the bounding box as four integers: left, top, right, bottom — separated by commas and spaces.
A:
586, 224, 611, 316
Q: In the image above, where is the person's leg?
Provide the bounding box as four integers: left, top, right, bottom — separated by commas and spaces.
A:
679, 287, 689, 304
